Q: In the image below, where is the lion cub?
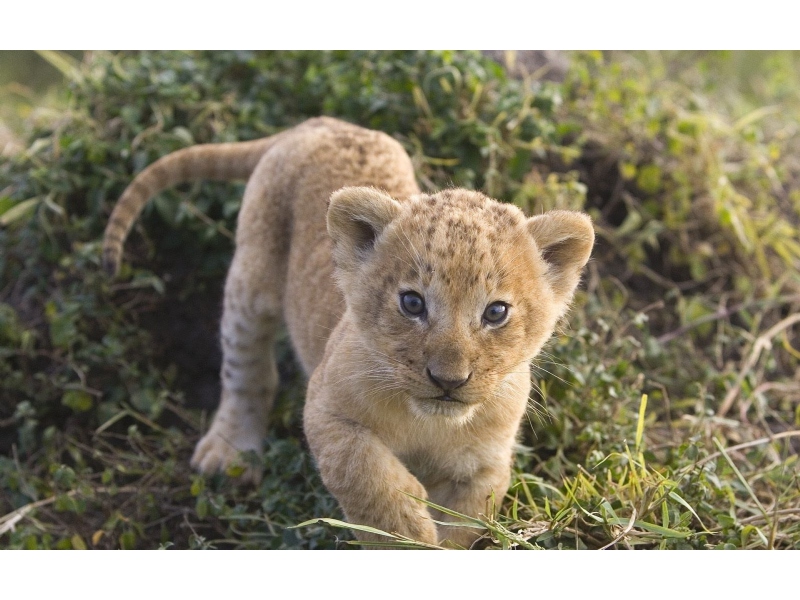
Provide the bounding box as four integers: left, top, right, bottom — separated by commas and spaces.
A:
104, 117, 594, 548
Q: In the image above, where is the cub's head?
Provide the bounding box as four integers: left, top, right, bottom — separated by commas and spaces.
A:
327, 187, 594, 420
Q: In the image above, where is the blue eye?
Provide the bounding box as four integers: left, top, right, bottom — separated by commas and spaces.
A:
483, 301, 508, 324
400, 291, 425, 316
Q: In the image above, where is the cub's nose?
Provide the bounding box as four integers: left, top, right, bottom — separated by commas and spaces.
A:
426, 368, 471, 391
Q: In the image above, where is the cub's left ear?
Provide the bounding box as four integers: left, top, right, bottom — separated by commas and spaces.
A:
527, 210, 595, 304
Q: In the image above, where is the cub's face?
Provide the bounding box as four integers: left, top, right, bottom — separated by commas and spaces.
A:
327, 188, 594, 420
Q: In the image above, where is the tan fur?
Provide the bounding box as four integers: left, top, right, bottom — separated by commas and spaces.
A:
103, 116, 594, 548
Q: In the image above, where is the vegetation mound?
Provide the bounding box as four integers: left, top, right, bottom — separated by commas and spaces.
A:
1, 51, 798, 549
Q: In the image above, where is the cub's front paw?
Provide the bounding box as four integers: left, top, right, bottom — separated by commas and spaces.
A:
191, 422, 264, 484
438, 525, 485, 549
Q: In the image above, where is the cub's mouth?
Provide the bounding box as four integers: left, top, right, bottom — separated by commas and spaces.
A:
432, 393, 462, 403
410, 391, 476, 420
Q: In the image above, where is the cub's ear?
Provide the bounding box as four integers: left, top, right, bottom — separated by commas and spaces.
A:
327, 186, 402, 272
527, 210, 595, 304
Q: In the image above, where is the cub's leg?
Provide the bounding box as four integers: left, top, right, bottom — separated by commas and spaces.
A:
426, 464, 513, 549
304, 407, 438, 546
191, 244, 284, 483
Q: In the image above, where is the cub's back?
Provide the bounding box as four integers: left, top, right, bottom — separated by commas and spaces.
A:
237, 117, 421, 374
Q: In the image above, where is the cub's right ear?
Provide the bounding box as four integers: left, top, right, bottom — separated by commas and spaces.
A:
327, 186, 402, 273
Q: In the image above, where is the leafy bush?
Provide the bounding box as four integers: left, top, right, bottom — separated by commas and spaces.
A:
562, 51, 800, 297
1, 51, 798, 549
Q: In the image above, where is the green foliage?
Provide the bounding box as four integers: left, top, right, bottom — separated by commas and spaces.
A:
564, 51, 800, 294
1, 51, 799, 550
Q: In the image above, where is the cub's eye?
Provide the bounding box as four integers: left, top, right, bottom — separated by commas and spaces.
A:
483, 301, 509, 325
400, 291, 426, 317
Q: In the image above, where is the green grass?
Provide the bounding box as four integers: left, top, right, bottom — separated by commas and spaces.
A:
1, 50, 798, 549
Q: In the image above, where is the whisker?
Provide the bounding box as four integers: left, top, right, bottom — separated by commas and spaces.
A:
396, 222, 425, 272
530, 363, 574, 388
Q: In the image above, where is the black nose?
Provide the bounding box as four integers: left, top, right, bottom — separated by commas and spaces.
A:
426, 368, 471, 391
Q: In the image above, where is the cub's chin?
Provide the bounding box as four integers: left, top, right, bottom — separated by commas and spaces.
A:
408, 394, 478, 422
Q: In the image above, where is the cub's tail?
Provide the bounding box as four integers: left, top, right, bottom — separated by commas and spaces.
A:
102, 135, 278, 276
